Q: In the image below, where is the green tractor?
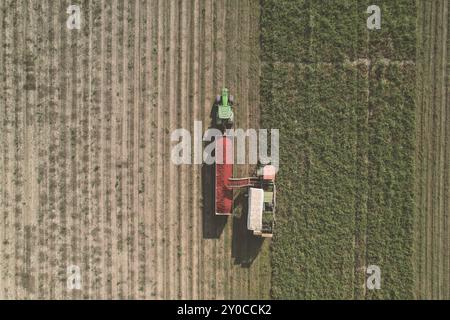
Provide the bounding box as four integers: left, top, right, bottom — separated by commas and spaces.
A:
214, 88, 235, 129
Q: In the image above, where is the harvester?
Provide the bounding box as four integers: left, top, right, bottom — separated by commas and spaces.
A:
212, 89, 276, 237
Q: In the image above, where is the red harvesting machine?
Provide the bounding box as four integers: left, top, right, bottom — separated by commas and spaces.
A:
214, 134, 234, 215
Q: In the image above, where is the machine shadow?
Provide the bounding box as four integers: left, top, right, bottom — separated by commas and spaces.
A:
231, 189, 264, 268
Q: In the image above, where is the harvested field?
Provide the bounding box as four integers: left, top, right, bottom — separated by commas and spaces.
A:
0, 0, 270, 299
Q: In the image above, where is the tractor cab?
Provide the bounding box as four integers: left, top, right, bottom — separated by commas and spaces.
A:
215, 88, 234, 129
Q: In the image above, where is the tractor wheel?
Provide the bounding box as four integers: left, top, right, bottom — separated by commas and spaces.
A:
229, 95, 234, 104
215, 95, 221, 104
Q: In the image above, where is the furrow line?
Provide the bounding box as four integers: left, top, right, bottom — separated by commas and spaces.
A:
154, 0, 165, 299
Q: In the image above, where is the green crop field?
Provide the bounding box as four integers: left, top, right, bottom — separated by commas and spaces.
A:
261, 0, 449, 299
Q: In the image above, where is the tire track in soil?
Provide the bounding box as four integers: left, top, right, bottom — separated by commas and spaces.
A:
82, 0, 92, 299
160, 0, 170, 299
153, 0, 162, 299
98, 0, 110, 299
0, 0, 5, 299
144, 0, 157, 299
190, 0, 201, 300
10, 0, 19, 300
66, 0, 79, 300
56, 0, 70, 299
125, 0, 136, 299
104, 0, 114, 299
97, 0, 109, 299
140, 0, 148, 299
68, 0, 84, 300
32, 0, 46, 299
60, 0, 71, 301
1, 0, 16, 299
177, 0, 190, 300
154, 0, 165, 299
8, 0, 17, 299
166, 0, 174, 298
22, 0, 39, 300
120, 0, 130, 298
16, 0, 26, 300
167, 0, 180, 299
137, 0, 149, 300
40, 0, 54, 299
114, 0, 126, 299
131, 0, 142, 299
36, 0, 44, 299
143, 1, 158, 299
16, 1, 29, 297
161, 0, 170, 299
78, 0, 91, 300
13, 0, 26, 300
197, 0, 205, 300
110, 0, 119, 299
47, 0, 61, 299
123, 0, 132, 297
88, 0, 104, 298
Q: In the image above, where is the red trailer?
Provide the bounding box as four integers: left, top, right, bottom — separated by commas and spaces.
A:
215, 134, 234, 215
